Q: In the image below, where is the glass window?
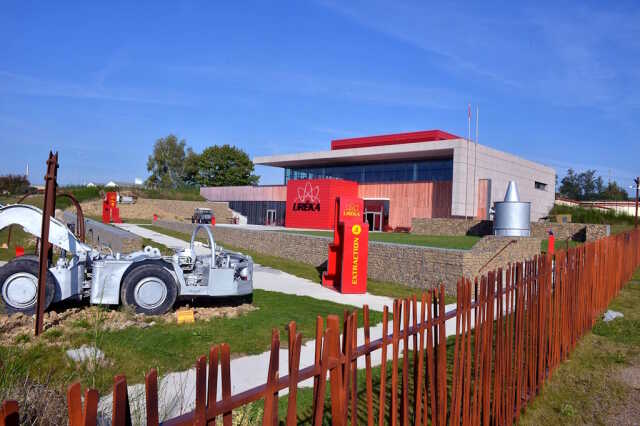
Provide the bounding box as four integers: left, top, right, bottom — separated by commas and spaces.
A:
285, 159, 453, 184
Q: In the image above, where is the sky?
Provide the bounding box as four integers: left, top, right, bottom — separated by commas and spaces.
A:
1, 1, 639, 192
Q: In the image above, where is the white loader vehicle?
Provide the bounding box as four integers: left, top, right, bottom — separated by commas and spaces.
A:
0, 204, 253, 315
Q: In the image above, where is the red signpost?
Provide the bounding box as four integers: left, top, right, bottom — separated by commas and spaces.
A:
322, 196, 369, 294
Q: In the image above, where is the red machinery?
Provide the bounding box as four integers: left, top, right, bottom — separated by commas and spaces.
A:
102, 192, 122, 224
322, 196, 369, 294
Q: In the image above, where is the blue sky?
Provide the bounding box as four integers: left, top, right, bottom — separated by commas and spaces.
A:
1, 1, 639, 191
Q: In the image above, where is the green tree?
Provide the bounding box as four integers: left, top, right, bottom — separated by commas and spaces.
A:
0, 174, 30, 194
579, 170, 598, 200
559, 168, 630, 201
146, 134, 187, 189
599, 181, 629, 200
183, 148, 201, 186
559, 169, 581, 200
197, 145, 259, 186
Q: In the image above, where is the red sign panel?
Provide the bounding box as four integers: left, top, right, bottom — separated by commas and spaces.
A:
285, 179, 358, 229
322, 196, 368, 294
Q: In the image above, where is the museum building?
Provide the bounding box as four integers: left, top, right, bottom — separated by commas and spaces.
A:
200, 130, 556, 230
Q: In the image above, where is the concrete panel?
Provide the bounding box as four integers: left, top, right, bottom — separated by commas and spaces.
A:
451, 141, 555, 221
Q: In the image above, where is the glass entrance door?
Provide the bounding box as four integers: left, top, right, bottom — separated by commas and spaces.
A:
365, 212, 382, 232
266, 209, 276, 226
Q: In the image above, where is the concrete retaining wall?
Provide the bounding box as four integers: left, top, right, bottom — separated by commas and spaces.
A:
411, 217, 609, 242
154, 221, 541, 294
62, 212, 142, 253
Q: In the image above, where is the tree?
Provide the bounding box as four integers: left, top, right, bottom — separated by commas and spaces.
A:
559, 168, 630, 201
197, 145, 259, 186
559, 169, 581, 200
579, 169, 598, 200
600, 181, 629, 201
0, 174, 30, 194
183, 148, 201, 186
146, 135, 187, 189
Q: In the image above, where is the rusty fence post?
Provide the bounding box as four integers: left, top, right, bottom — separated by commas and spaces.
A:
35, 151, 58, 336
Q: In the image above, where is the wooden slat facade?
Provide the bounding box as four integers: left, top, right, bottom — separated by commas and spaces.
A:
476, 179, 490, 220
359, 181, 452, 228
201, 181, 453, 228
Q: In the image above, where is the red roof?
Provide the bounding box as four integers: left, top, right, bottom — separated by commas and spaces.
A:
331, 130, 461, 150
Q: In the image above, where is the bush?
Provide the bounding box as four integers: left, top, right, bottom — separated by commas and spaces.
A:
56, 185, 102, 209
134, 186, 205, 201
550, 204, 635, 225
0, 175, 30, 195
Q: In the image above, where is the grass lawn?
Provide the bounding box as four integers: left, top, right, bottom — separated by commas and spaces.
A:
0, 226, 36, 261
85, 213, 152, 224
143, 225, 454, 303
540, 238, 582, 253
0, 290, 382, 395
282, 230, 480, 250
611, 223, 634, 235
519, 269, 640, 425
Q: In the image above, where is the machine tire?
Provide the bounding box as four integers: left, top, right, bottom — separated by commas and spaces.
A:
0, 258, 55, 315
121, 264, 177, 315
238, 293, 253, 305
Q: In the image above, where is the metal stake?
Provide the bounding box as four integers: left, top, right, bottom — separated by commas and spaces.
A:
35, 152, 58, 336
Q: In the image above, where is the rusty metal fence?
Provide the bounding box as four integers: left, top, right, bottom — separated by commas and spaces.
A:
2, 229, 639, 426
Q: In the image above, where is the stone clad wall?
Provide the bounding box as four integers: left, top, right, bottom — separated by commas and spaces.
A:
154, 220, 542, 294
155, 220, 329, 265
411, 218, 492, 236
463, 236, 542, 278
529, 222, 609, 242
411, 218, 609, 242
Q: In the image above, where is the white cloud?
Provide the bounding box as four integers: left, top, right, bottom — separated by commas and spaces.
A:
0, 70, 190, 106
316, 1, 640, 112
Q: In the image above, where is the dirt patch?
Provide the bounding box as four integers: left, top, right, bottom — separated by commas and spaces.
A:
618, 361, 640, 390
0, 303, 258, 346
603, 358, 640, 426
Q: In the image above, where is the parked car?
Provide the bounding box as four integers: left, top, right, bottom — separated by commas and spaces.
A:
192, 207, 213, 224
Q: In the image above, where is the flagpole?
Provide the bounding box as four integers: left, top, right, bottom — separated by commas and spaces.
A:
465, 104, 470, 219
473, 106, 478, 219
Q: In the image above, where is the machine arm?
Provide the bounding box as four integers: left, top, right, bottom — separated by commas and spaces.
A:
0, 204, 92, 255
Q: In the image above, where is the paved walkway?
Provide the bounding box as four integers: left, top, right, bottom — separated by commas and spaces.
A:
106, 223, 460, 419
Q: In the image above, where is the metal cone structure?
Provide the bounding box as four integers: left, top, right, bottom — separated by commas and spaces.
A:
504, 180, 521, 202
493, 180, 531, 237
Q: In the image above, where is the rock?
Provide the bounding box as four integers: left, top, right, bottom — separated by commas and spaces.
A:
49, 311, 58, 323
66, 345, 105, 363
121, 320, 135, 329
603, 310, 624, 322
